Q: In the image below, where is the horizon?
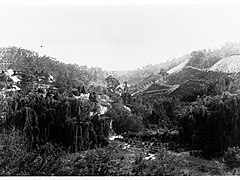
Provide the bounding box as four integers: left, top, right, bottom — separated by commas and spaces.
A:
1, 0, 240, 71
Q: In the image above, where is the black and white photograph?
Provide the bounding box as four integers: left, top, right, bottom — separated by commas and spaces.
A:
1, 0, 240, 176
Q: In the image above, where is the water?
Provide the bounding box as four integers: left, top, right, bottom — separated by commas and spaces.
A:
109, 135, 123, 141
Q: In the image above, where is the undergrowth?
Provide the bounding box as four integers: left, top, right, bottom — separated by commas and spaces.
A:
0, 129, 66, 176
0, 129, 188, 176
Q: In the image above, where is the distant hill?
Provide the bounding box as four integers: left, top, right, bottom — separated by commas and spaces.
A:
209, 54, 240, 73
114, 54, 191, 85
110, 42, 240, 85
2, 42, 240, 92
0, 47, 107, 90
107, 70, 130, 77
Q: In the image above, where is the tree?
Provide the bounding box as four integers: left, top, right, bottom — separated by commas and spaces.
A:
159, 68, 168, 82
187, 50, 207, 69
105, 75, 120, 92
88, 67, 107, 85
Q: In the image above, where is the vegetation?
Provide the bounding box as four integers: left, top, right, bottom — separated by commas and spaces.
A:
2, 42, 240, 176
115, 42, 240, 86
0, 47, 107, 92
106, 103, 143, 135
0, 130, 66, 175
224, 147, 240, 169
0, 131, 187, 176
131, 94, 181, 130
4, 93, 110, 153
178, 93, 240, 158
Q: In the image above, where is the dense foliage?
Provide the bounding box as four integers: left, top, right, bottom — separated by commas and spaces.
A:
2, 42, 240, 176
0, 131, 188, 176
105, 103, 143, 135
131, 149, 185, 176
132, 94, 181, 130
0, 130, 66, 175
187, 42, 240, 69
178, 93, 240, 158
0, 47, 107, 91
224, 147, 240, 169
4, 93, 110, 152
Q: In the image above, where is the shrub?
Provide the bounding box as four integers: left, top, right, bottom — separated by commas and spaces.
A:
64, 143, 186, 176
67, 142, 133, 176
0, 129, 28, 175
214, 147, 240, 175
20, 142, 66, 176
131, 102, 151, 127
0, 130, 187, 176
0, 129, 66, 176
146, 149, 185, 176
105, 103, 143, 135
131, 153, 147, 175
132, 95, 181, 130
132, 148, 185, 176
224, 147, 240, 169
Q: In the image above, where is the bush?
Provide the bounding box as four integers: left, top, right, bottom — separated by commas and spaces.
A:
63, 142, 186, 176
131, 102, 151, 127
66, 142, 133, 176
132, 95, 181, 130
214, 147, 240, 175
0, 129, 66, 175
0, 130, 187, 176
132, 148, 185, 176
224, 147, 240, 169
105, 103, 143, 135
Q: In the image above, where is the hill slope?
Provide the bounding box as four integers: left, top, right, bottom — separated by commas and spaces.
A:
167, 59, 190, 75
209, 54, 240, 73
167, 66, 204, 85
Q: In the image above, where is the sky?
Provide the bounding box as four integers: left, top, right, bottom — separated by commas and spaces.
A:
1, 0, 240, 71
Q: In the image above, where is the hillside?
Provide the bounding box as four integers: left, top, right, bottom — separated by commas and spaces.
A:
0, 47, 107, 90
167, 66, 204, 85
209, 54, 240, 73
166, 65, 232, 101
167, 59, 190, 75
114, 42, 240, 86
115, 54, 191, 86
